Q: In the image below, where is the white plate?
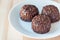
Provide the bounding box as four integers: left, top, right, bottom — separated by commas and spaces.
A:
8, 0, 60, 39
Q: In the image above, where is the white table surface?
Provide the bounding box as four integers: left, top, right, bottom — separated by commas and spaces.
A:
0, 0, 24, 40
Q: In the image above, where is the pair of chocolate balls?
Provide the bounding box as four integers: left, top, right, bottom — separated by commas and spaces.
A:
20, 5, 59, 34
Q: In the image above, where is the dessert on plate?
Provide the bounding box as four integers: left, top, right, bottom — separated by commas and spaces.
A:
42, 5, 59, 23
20, 5, 39, 22
32, 14, 51, 34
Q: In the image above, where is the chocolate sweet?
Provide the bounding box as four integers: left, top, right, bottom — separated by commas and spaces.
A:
42, 5, 59, 23
20, 5, 39, 22
32, 14, 51, 34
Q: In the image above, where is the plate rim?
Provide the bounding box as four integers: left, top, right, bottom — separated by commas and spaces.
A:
8, 0, 60, 39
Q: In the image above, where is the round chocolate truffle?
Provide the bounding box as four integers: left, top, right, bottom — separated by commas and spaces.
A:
32, 14, 51, 34
42, 5, 59, 23
20, 5, 39, 22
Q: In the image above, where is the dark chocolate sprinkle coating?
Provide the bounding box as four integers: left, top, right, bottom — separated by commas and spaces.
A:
20, 5, 39, 22
32, 14, 51, 34
42, 5, 59, 23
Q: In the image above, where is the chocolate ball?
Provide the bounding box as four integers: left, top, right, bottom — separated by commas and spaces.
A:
32, 14, 51, 34
42, 5, 59, 23
20, 5, 39, 22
